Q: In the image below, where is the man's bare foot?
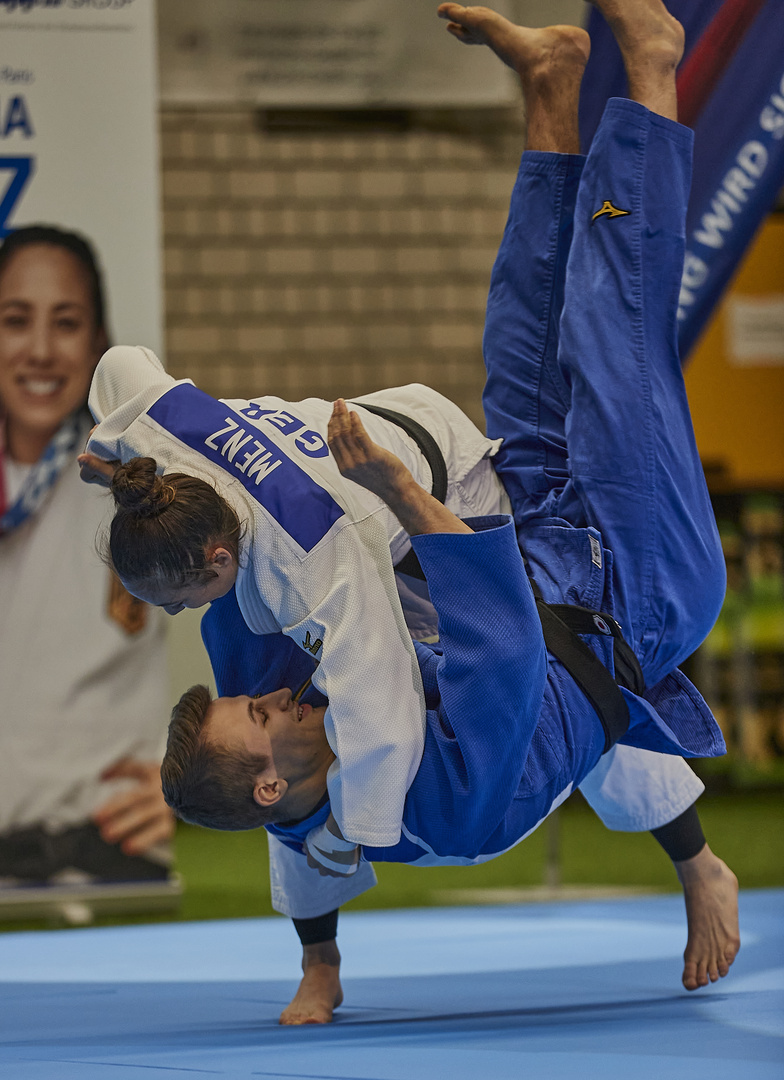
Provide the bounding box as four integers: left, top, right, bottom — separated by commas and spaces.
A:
675, 844, 740, 991
437, 5, 589, 153
279, 941, 343, 1025
591, 0, 684, 120
437, 4, 590, 78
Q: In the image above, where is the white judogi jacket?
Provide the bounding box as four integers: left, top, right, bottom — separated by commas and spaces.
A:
87, 346, 508, 847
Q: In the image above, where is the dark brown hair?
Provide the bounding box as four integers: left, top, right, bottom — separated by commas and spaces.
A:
161, 684, 277, 830
107, 458, 243, 587
0, 224, 109, 335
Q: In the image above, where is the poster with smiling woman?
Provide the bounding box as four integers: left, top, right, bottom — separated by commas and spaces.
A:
0, 0, 177, 913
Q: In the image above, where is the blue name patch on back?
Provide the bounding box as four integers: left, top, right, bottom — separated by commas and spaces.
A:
147, 384, 344, 553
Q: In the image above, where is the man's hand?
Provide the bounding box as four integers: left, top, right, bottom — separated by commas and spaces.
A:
92, 758, 175, 856
304, 815, 360, 878
328, 398, 472, 538
77, 451, 119, 488
327, 398, 415, 502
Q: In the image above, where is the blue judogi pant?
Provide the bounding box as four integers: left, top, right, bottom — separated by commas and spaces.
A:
268, 101, 726, 869
484, 98, 725, 691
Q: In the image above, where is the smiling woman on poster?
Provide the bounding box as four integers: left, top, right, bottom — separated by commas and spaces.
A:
0, 225, 174, 887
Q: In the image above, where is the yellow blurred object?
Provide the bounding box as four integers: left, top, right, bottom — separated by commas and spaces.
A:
685, 215, 784, 486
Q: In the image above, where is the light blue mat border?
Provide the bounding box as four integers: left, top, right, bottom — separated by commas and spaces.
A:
1, 889, 781, 1080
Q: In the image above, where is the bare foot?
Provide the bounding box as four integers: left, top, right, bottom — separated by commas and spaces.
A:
437, 4, 590, 79
591, 0, 684, 119
437, 5, 589, 153
675, 844, 740, 991
279, 941, 343, 1025
592, 0, 684, 65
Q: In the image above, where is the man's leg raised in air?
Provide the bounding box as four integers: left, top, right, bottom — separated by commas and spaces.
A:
557, 0, 738, 990
440, 1, 739, 991
438, 5, 589, 525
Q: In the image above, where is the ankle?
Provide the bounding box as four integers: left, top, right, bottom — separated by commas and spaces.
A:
302, 940, 341, 971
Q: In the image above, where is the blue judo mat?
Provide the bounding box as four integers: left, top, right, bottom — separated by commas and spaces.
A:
1, 890, 782, 1080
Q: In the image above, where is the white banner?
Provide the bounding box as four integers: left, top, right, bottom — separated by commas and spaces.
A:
727, 296, 784, 367
0, 0, 162, 354
158, 0, 519, 109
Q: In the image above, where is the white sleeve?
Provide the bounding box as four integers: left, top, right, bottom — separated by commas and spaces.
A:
86, 345, 181, 464
579, 744, 704, 831
88, 345, 174, 422
281, 515, 427, 849
267, 831, 377, 919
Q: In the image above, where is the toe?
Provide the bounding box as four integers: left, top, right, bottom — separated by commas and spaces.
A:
280, 1011, 327, 1026
682, 962, 699, 992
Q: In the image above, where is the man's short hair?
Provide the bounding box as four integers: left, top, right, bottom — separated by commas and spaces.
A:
161, 684, 274, 830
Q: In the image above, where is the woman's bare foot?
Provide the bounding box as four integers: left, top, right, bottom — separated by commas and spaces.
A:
591, 0, 684, 120
675, 844, 740, 991
437, 5, 590, 153
279, 941, 343, 1025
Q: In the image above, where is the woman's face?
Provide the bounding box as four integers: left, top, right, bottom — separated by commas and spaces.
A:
0, 244, 106, 455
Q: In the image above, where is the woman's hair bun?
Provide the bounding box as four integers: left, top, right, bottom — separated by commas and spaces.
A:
111, 457, 176, 518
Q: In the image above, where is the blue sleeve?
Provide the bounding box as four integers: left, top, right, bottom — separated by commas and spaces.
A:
266, 804, 331, 857
399, 516, 548, 855
200, 588, 322, 701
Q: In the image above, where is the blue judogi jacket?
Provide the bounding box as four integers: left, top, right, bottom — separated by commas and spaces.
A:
202, 515, 723, 868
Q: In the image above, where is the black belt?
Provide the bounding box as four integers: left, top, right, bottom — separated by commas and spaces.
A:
533, 591, 645, 754
349, 401, 447, 580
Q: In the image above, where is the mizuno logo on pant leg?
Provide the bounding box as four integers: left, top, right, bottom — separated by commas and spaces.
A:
591, 200, 631, 224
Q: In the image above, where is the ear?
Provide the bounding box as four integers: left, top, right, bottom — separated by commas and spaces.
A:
208, 546, 235, 572
252, 773, 288, 808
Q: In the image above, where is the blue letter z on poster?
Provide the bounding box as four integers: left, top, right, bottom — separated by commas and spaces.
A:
0, 156, 34, 238
147, 384, 345, 553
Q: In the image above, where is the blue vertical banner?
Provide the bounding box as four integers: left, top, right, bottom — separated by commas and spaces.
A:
579, 0, 784, 361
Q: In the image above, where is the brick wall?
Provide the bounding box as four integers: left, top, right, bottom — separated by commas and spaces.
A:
159, 107, 525, 430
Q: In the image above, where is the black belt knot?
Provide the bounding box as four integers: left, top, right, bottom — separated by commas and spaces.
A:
534, 598, 645, 753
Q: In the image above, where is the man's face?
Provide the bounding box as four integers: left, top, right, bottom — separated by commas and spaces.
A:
0, 245, 105, 453
205, 689, 332, 792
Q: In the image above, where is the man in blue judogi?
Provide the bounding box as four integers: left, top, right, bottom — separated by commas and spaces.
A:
162, 0, 741, 1024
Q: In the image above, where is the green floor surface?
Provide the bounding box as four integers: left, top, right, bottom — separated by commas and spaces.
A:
4, 791, 779, 932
